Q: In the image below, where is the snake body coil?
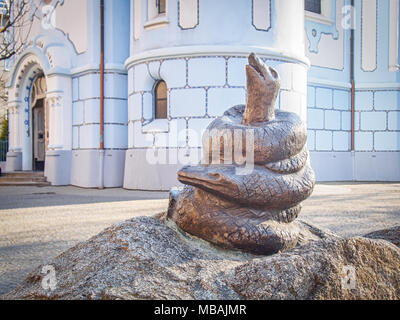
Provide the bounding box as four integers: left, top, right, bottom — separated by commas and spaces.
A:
167, 53, 315, 255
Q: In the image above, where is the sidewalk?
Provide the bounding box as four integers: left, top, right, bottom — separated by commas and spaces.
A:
0, 183, 399, 295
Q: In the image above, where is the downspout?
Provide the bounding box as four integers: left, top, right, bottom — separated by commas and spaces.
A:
350, 0, 355, 151
98, 0, 105, 189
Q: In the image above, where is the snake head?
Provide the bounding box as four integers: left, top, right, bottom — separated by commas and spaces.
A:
243, 53, 280, 125
177, 165, 239, 199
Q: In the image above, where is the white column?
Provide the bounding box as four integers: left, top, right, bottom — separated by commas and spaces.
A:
46, 75, 73, 150
273, 0, 308, 122
274, 0, 305, 56
7, 106, 14, 149
46, 95, 63, 149
8, 102, 21, 151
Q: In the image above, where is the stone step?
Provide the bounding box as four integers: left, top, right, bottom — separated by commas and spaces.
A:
0, 171, 50, 186
0, 176, 47, 182
0, 181, 51, 187
2, 171, 45, 178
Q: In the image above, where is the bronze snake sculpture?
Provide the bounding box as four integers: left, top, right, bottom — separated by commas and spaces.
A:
167, 53, 315, 255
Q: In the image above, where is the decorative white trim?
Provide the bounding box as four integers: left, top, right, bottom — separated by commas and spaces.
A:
304, 0, 339, 53
6, 49, 49, 88
304, 11, 334, 25
145, 0, 169, 31
134, 0, 142, 40
142, 119, 169, 133
308, 78, 351, 89
7, 100, 22, 106
178, 0, 199, 30
125, 45, 310, 69
308, 79, 400, 90
354, 82, 400, 90
47, 144, 64, 150
47, 67, 71, 76
305, 0, 333, 25
252, 0, 271, 31
361, 0, 377, 72
389, 0, 399, 72
144, 16, 169, 30
70, 63, 127, 76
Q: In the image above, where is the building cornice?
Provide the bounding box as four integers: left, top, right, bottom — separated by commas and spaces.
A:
125, 45, 310, 69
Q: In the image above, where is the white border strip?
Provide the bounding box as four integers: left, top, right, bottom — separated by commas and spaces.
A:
308, 77, 351, 89
361, 0, 377, 72
125, 45, 310, 69
389, 0, 400, 72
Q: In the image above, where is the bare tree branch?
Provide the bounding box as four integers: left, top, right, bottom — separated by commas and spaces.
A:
0, 0, 40, 102
1, 0, 39, 61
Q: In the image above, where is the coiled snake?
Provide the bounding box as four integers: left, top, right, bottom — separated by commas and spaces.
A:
167, 53, 315, 255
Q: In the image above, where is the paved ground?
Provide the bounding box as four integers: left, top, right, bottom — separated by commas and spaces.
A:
0, 183, 399, 296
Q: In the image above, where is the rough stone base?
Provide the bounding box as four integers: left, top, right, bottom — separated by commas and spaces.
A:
1, 214, 399, 300
364, 226, 400, 247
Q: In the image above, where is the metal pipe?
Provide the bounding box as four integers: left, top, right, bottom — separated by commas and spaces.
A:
98, 0, 105, 189
350, 0, 355, 151
100, 0, 105, 150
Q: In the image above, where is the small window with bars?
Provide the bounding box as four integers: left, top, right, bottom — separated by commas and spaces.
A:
305, 0, 321, 14
154, 80, 167, 119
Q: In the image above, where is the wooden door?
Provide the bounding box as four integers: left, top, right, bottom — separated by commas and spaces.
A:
33, 99, 45, 170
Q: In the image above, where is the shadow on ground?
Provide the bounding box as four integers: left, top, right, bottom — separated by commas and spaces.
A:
0, 185, 169, 210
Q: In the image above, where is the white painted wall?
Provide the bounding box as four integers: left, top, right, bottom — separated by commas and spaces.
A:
55, 0, 88, 54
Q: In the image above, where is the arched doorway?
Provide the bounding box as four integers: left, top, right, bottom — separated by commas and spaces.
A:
6, 34, 76, 184
30, 74, 47, 171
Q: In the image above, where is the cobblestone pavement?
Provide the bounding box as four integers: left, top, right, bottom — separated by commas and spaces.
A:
1, 183, 399, 296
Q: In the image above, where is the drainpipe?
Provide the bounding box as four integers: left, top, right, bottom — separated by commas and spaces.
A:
98, 0, 105, 189
350, 0, 355, 151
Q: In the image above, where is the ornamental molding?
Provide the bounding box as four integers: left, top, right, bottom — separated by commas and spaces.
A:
305, 0, 339, 54
46, 95, 62, 108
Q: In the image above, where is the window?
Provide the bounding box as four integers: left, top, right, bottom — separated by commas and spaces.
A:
145, 0, 169, 30
154, 81, 167, 119
304, 0, 333, 26
157, 0, 166, 15
305, 0, 321, 14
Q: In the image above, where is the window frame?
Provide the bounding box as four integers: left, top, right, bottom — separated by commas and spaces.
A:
305, 0, 321, 15
154, 80, 168, 120
157, 0, 166, 15
144, 0, 169, 30
304, 0, 333, 26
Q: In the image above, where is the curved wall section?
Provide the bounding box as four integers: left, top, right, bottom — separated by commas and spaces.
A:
125, 0, 307, 190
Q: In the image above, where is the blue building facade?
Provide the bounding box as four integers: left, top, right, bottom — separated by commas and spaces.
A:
5, 0, 400, 189
305, 0, 400, 181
